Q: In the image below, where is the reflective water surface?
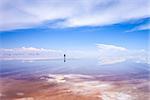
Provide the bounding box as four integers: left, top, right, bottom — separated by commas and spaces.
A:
0, 59, 150, 100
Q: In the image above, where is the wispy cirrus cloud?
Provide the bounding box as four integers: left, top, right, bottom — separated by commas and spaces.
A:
137, 23, 150, 30
127, 23, 150, 32
97, 44, 148, 65
0, 0, 149, 31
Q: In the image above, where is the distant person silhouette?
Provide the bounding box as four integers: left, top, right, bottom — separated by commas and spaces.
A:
64, 54, 66, 62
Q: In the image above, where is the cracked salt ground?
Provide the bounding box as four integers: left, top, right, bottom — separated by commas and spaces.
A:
1, 72, 149, 100
42, 74, 134, 100
15, 97, 34, 100
68, 81, 111, 95
16, 92, 24, 96
0, 57, 149, 100
100, 92, 133, 100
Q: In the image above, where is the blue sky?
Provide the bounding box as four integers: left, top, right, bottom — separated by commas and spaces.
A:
0, 18, 149, 50
0, 0, 149, 64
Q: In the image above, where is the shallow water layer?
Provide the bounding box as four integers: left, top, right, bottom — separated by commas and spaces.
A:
0, 59, 150, 100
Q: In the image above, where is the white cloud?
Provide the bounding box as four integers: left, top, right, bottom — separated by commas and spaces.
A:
127, 23, 150, 32
0, 0, 149, 31
0, 47, 94, 60
137, 23, 150, 30
97, 44, 148, 65
0, 45, 148, 64
0, 47, 63, 60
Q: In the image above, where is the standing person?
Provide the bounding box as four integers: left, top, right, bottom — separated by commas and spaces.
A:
64, 54, 66, 62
